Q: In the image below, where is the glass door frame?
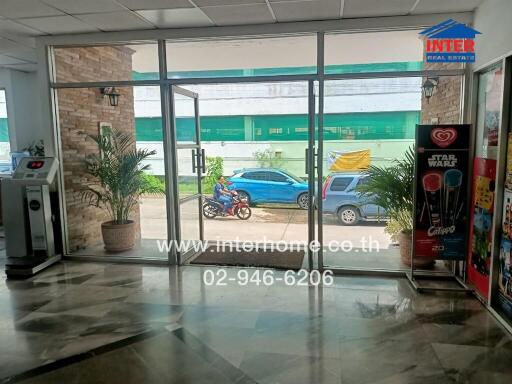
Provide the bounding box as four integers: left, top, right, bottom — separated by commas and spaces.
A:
168, 80, 318, 270
168, 85, 205, 265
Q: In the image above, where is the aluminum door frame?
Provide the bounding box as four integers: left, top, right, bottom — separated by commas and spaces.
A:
169, 85, 205, 265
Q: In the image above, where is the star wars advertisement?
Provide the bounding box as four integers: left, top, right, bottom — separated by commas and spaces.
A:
414, 125, 470, 261
468, 157, 497, 299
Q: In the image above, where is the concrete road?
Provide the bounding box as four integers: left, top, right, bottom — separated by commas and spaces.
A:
140, 197, 393, 249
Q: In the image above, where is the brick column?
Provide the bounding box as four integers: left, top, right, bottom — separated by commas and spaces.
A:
55, 47, 140, 251
420, 61, 463, 124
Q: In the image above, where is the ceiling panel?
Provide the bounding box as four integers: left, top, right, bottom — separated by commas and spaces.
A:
17, 15, 99, 34
0, 38, 28, 52
200, 4, 275, 25
2, 63, 37, 72
2, 48, 37, 62
343, 0, 416, 18
115, 0, 194, 10
5, 36, 37, 49
76, 11, 155, 31
0, 54, 29, 65
412, 0, 483, 14
195, 0, 266, 5
271, 0, 341, 23
0, 0, 63, 19
137, 8, 213, 28
41, 0, 126, 14
0, 19, 44, 37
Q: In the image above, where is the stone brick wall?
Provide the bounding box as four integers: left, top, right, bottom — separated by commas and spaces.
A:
54, 46, 135, 83
420, 62, 463, 125
55, 46, 140, 251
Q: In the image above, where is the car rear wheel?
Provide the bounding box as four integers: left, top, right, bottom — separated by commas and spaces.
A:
337, 206, 360, 226
297, 193, 309, 210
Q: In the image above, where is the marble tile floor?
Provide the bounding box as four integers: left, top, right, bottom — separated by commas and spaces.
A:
0, 261, 510, 383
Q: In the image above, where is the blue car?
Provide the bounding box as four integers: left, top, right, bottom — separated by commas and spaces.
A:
322, 173, 386, 225
228, 168, 309, 209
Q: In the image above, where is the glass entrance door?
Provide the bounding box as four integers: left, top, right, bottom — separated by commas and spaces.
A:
170, 85, 204, 263
169, 81, 317, 270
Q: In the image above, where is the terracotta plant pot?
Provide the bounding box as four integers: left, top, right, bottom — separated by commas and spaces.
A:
399, 231, 435, 268
101, 220, 135, 252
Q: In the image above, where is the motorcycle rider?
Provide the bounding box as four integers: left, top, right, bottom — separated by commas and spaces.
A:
214, 175, 233, 215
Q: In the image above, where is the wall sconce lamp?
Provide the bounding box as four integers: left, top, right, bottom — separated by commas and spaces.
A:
422, 77, 439, 102
100, 87, 120, 107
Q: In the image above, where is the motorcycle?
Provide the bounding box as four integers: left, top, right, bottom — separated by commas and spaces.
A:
202, 190, 252, 220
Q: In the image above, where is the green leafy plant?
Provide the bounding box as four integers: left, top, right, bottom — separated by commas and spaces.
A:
204, 156, 224, 193
253, 148, 284, 168
141, 173, 166, 195
384, 210, 413, 241
357, 147, 414, 234
81, 128, 163, 224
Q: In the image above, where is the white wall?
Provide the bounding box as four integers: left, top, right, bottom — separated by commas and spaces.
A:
141, 140, 415, 177
135, 78, 422, 117
0, 68, 41, 154
473, 0, 512, 68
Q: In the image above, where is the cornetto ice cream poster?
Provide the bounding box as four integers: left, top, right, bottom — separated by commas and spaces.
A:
414, 125, 470, 260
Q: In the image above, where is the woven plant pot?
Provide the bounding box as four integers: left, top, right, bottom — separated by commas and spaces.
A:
399, 231, 435, 268
101, 220, 135, 252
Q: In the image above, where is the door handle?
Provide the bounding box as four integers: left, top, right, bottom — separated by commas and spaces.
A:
305, 148, 316, 174
192, 149, 197, 173
305, 148, 309, 174
200, 148, 206, 174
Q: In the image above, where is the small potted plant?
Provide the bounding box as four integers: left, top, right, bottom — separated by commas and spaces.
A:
357, 147, 434, 267
81, 127, 163, 252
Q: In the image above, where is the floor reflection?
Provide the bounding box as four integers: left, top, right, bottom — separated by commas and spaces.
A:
0, 261, 510, 383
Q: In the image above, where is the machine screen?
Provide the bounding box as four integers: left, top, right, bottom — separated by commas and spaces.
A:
27, 161, 45, 170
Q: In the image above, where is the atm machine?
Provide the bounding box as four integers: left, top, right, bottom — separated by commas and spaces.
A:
2, 157, 61, 277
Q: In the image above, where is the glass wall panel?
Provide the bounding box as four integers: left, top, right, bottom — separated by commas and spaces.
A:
492, 59, 512, 324
166, 35, 316, 79
53, 42, 159, 83
325, 31, 424, 74
321, 76, 462, 271
325, 30, 464, 75
0, 90, 10, 168
475, 64, 503, 159
56, 86, 166, 259
175, 92, 197, 144
467, 63, 503, 299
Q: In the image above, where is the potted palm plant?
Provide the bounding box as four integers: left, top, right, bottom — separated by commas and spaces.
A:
357, 147, 434, 267
81, 127, 163, 252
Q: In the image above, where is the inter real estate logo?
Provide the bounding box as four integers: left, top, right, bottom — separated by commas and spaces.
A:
420, 19, 481, 63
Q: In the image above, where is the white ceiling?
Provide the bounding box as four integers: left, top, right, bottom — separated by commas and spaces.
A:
0, 0, 484, 72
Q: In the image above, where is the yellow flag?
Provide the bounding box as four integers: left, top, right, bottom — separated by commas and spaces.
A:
328, 150, 370, 171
